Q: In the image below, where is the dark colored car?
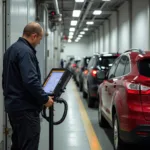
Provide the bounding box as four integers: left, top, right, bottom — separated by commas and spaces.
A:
69, 59, 81, 80
75, 56, 91, 90
65, 57, 74, 69
83, 53, 119, 107
98, 49, 150, 150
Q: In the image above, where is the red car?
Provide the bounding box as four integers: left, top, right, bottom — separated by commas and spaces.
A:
97, 49, 150, 150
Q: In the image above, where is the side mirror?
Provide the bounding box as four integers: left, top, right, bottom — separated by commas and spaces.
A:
97, 70, 106, 80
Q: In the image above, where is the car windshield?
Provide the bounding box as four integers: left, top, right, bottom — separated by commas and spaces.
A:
99, 56, 118, 69
84, 57, 91, 66
138, 59, 150, 77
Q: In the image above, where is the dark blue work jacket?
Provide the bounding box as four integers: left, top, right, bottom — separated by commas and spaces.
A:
2, 37, 49, 113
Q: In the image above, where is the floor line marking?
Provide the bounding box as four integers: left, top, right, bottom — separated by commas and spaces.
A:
72, 81, 102, 150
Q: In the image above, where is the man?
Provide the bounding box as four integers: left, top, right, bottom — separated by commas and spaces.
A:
2, 22, 54, 150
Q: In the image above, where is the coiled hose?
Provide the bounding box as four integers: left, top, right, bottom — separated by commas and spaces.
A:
41, 98, 68, 125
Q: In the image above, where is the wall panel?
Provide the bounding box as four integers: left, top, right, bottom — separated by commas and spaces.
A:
110, 12, 118, 52
61, 37, 92, 60
0, 0, 4, 144
118, 1, 130, 52
104, 20, 109, 52
132, 0, 149, 49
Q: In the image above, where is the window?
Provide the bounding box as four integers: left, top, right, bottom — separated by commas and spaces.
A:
99, 56, 118, 67
108, 58, 120, 79
115, 56, 127, 77
138, 59, 150, 77
84, 57, 91, 67
124, 57, 130, 75
87, 57, 94, 68
93, 57, 98, 68
79, 59, 84, 67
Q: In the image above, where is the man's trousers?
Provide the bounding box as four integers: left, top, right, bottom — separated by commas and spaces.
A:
8, 110, 40, 150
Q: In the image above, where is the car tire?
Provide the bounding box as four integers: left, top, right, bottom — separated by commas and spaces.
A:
82, 86, 87, 98
76, 81, 79, 86
87, 88, 94, 108
79, 81, 83, 91
113, 114, 124, 150
98, 102, 108, 127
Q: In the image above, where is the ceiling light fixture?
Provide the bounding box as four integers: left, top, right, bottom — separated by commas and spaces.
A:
75, 40, 79, 42
102, 0, 111, 1
69, 32, 74, 36
84, 28, 88, 31
71, 20, 78, 26
68, 35, 73, 39
80, 31, 85, 34
93, 10, 102, 15
78, 35, 83, 37
69, 28, 75, 32
75, 0, 84, 2
86, 21, 94, 25
72, 10, 81, 17
68, 39, 72, 43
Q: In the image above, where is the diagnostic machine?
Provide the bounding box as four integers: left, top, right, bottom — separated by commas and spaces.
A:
41, 68, 72, 150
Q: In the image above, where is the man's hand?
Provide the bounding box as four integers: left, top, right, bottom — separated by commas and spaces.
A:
44, 96, 54, 107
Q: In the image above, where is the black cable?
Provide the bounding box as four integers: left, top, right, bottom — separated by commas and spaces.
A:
41, 98, 68, 125
53, 98, 68, 125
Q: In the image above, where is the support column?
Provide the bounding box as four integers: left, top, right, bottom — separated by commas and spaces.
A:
129, 0, 132, 48
148, 0, 150, 49
117, 10, 119, 53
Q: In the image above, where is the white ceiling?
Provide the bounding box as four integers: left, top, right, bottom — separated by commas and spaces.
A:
45, 0, 126, 40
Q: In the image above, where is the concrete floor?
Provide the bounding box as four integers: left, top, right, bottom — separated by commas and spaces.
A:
39, 79, 149, 150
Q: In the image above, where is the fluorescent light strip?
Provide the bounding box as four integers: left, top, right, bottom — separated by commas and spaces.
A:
78, 35, 83, 37
71, 20, 78, 26
69, 28, 75, 32
84, 28, 88, 31
68, 39, 72, 42
72, 10, 81, 17
80, 31, 85, 34
75, 0, 84, 2
69, 32, 74, 36
93, 10, 102, 15
86, 21, 94, 25
68, 35, 73, 39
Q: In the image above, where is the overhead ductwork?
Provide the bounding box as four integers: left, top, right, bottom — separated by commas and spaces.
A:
73, 0, 93, 37
78, 0, 94, 29
53, 0, 60, 15
75, 1, 108, 38
53, 0, 62, 23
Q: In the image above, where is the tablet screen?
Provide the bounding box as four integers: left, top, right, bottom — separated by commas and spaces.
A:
43, 71, 64, 94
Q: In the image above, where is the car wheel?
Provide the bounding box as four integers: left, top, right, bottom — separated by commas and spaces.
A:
76, 81, 79, 86
113, 114, 124, 150
79, 81, 83, 91
87, 88, 94, 108
82, 86, 87, 98
98, 102, 108, 127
